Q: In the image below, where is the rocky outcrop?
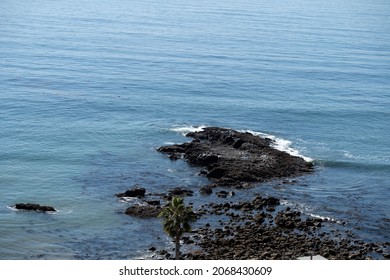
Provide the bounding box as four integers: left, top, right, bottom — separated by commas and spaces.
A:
150, 128, 389, 260
116, 187, 146, 198
168, 187, 193, 197
118, 186, 195, 218
158, 127, 313, 186
125, 205, 162, 218
14, 203, 56, 212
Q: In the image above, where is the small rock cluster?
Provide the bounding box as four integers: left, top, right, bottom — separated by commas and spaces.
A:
116, 186, 194, 218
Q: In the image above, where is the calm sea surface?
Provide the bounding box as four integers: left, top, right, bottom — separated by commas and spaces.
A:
0, 0, 389, 259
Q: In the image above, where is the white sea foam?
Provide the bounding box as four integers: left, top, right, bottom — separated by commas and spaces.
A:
170, 125, 207, 136
163, 142, 176, 145
280, 201, 340, 223
280, 200, 310, 211
54, 209, 73, 215
309, 213, 339, 223
343, 151, 356, 159
119, 197, 148, 206
241, 130, 313, 162
6, 205, 18, 211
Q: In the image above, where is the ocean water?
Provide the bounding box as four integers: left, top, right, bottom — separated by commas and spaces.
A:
0, 0, 389, 259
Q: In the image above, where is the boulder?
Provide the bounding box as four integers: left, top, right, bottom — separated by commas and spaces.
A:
125, 205, 161, 218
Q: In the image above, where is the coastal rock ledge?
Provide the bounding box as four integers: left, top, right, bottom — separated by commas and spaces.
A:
158, 127, 313, 186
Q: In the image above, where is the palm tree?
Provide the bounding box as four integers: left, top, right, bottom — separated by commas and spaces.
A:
158, 196, 196, 259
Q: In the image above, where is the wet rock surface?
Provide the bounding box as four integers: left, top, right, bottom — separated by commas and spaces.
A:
158, 127, 313, 186
116, 187, 146, 198
167, 187, 193, 197
186, 223, 382, 260
118, 187, 194, 219
125, 205, 162, 218
125, 127, 388, 259
139, 189, 389, 260
180, 195, 388, 260
14, 203, 56, 212
118, 188, 389, 259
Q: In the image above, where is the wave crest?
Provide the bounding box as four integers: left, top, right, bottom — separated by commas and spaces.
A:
170, 125, 207, 135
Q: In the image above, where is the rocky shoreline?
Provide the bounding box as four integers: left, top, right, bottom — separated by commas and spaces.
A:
123, 127, 388, 260
118, 185, 389, 259
183, 195, 389, 260
9, 127, 388, 259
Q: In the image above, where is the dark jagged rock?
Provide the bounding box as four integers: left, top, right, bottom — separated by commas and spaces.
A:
275, 209, 302, 229
125, 205, 161, 218
216, 191, 229, 198
177, 193, 390, 260
167, 187, 193, 198
298, 217, 323, 230
183, 205, 383, 260
158, 127, 313, 186
146, 200, 161, 206
252, 195, 280, 210
157, 144, 188, 160
116, 187, 146, 198
14, 203, 56, 212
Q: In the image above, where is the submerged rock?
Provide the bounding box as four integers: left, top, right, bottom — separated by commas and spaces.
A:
14, 203, 56, 212
158, 127, 313, 186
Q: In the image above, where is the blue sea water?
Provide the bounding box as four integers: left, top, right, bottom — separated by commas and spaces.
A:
0, 0, 389, 259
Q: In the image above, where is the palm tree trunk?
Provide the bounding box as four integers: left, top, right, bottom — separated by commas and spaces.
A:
175, 234, 181, 260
